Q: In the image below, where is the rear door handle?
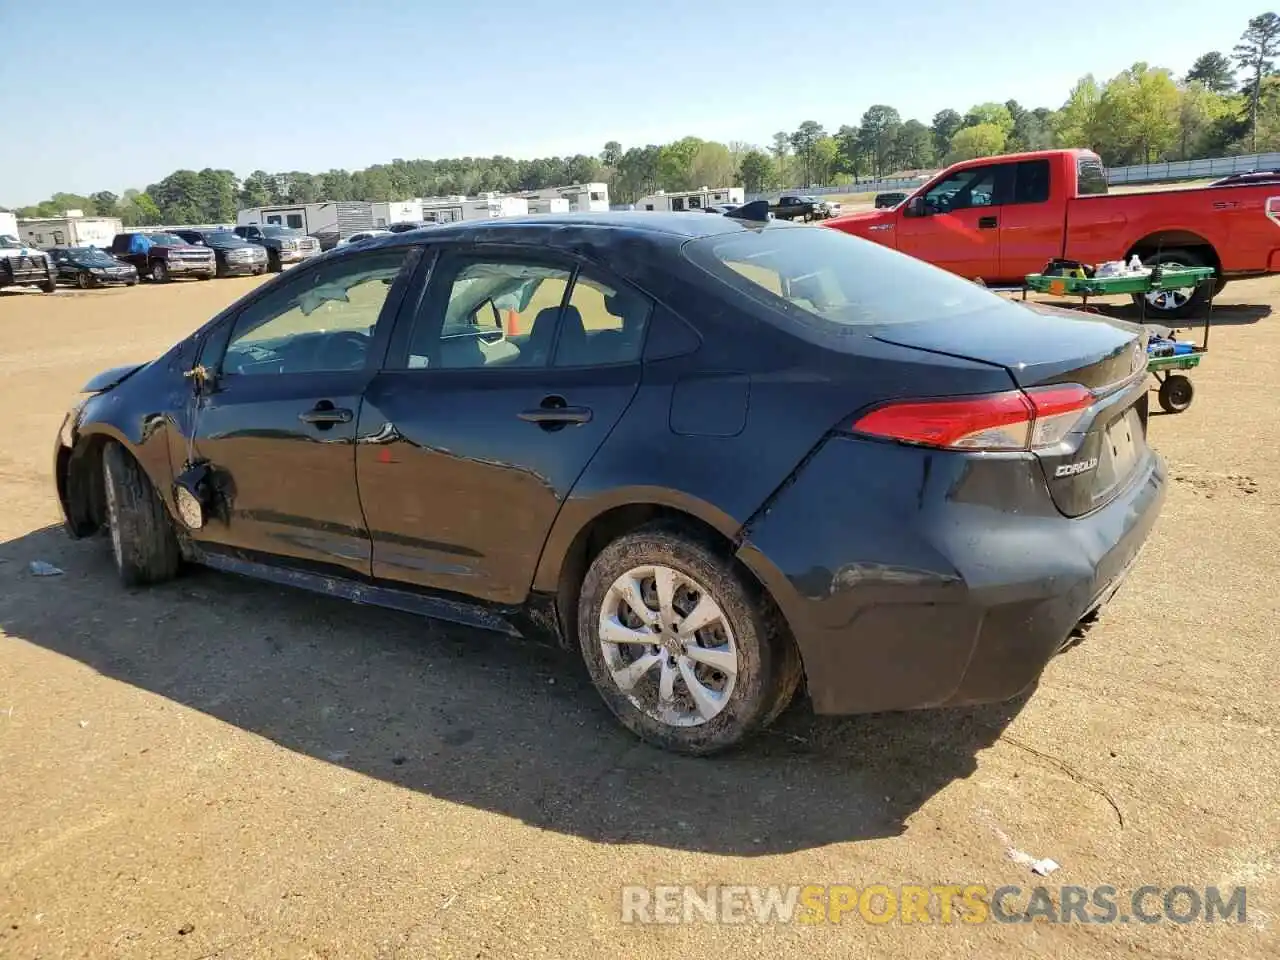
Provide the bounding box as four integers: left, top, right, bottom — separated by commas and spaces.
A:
518, 406, 593, 425
978, 216, 998, 229
299, 402, 353, 426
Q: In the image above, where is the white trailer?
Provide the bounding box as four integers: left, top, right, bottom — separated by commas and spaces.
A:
0, 211, 17, 238
636, 187, 745, 212
516, 182, 609, 213
525, 196, 571, 215
417, 195, 530, 223
237, 201, 425, 248
18, 213, 123, 249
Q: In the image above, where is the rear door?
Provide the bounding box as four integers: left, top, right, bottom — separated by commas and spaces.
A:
998, 158, 1061, 280
357, 247, 652, 604
898, 162, 1004, 280
184, 245, 418, 573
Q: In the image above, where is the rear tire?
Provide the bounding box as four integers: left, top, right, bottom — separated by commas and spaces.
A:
1130, 248, 1212, 322
102, 443, 181, 587
576, 525, 795, 755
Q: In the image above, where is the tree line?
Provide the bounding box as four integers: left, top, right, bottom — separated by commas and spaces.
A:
7, 12, 1279, 227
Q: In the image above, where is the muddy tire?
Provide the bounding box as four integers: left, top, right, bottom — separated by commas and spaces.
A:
577, 525, 796, 755
102, 443, 180, 587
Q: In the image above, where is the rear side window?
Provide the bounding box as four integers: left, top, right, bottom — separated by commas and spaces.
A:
1077, 155, 1108, 196
683, 224, 1012, 332
1012, 159, 1051, 205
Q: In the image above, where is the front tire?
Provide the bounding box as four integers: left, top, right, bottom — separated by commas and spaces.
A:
101, 443, 181, 587
268, 251, 281, 273
151, 260, 169, 283
76, 272, 92, 290
40, 277, 57, 293
577, 526, 797, 755
1130, 248, 1212, 321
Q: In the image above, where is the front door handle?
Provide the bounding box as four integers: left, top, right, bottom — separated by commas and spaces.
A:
299, 401, 353, 426
978, 216, 998, 229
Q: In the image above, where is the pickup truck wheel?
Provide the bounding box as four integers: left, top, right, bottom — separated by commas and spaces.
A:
101, 442, 181, 587
1132, 249, 1211, 321
151, 260, 169, 283
576, 526, 795, 756
41, 276, 58, 293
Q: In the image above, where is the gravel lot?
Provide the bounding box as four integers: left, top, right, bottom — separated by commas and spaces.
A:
1, 274, 1276, 958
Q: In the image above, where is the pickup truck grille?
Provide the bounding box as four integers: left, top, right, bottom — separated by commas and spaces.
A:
173, 251, 214, 261
299, 238, 319, 253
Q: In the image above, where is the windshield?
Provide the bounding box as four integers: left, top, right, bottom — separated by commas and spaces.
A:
683, 223, 1013, 333
260, 225, 303, 238
145, 233, 187, 246
74, 248, 119, 265
0, 235, 24, 248
203, 231, 247, 247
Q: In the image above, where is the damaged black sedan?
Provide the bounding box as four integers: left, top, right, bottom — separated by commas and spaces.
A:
53, 214, 1166, 755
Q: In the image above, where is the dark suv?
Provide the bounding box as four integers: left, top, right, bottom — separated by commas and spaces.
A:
109, 232, 216, 282
171, 229, 269, 278
232, 224, 321, 272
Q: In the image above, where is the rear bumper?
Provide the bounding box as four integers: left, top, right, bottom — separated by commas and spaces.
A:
737, 435, 1167, 715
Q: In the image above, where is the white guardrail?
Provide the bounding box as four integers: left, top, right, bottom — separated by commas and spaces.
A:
747, 152, 1280, 202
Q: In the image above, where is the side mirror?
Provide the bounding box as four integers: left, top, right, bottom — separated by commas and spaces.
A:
905, 196, 927, 218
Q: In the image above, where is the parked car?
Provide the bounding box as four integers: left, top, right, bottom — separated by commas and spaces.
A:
337, 229, 392, 247
170, 229, 269, 277
49, 246, 138, 288
768, 195, 838, 221
0, 234, 56, 292
54, 214, 1165, 755
386, 221, 433, 233
874, 191, 908, 209
231, 224, 322, 272
109, 232, 216, 282
825, 147, 1280, 319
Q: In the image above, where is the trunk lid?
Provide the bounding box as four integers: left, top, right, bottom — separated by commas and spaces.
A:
873, 300, 1151, 517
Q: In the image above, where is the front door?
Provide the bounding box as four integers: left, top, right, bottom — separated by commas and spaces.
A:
898, 162, 1004, 281
185, 245, 416, 574
357, 249, 652, 604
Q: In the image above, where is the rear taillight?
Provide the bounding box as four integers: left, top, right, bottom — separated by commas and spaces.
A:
850, 384, 1093, 452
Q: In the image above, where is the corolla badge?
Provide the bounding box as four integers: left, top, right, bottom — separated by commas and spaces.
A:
1055, 457, 1099, 478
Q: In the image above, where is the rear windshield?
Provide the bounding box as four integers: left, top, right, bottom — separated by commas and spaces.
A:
682, 224, 1009, 331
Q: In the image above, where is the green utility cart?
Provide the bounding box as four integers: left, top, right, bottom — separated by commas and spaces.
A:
1021, 264, 1215, 414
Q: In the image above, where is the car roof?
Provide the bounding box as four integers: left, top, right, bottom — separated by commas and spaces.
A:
354, 211, 784, 256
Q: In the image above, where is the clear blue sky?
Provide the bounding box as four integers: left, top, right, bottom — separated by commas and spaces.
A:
0, 0, 1261, 205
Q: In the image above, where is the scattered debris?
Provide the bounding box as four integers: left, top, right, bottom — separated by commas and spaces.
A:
1031, 858, 1061, 877
28, 561, 63, 577
78, 720, 88, 729
177, 922, 195, 936
391, 755, 406, 766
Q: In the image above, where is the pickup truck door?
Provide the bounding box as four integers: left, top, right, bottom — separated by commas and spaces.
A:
997, 158, 1061, 280
897, 163, 1002, 281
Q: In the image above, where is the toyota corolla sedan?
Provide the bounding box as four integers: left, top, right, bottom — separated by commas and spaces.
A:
53, 213, 1166, 755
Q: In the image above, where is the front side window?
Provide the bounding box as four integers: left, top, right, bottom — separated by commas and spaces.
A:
221, 249, 408, 376
923, 166, 1000, 212
286, 214, 304, 229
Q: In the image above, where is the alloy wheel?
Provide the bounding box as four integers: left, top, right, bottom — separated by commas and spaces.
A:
598, 564, 738, 727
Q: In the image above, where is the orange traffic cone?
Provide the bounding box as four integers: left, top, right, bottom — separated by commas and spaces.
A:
505, 309, 519, 336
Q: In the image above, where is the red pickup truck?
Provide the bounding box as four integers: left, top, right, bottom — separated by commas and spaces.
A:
825, 148, 1280, 319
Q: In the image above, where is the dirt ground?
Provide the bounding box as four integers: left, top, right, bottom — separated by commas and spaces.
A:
1, 273, 1277, 959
